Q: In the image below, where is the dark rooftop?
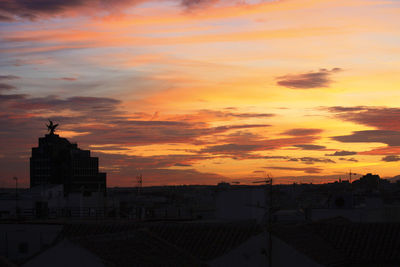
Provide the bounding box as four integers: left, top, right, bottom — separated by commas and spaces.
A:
272, 217, 400, 267
59, 221, 262, 264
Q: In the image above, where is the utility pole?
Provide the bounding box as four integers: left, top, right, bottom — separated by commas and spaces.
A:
13, 177, 18, 219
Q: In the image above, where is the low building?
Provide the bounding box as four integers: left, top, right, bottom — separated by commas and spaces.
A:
215, 187, 265, 222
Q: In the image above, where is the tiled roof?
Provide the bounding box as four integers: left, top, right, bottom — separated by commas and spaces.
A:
148, 222, 261, 260
60, 221, 262, 262
313, 221, 400, 266
272, 223, 348, 267
73, 229, 203, 267
272, 217, 400, 267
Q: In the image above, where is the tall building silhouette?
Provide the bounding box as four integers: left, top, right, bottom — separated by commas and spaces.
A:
30, 121, 106, 195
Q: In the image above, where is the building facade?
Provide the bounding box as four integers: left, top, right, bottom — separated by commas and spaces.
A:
30, 130, 106, 196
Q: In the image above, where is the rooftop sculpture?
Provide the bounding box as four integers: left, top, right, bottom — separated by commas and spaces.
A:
46, 119, 58, 135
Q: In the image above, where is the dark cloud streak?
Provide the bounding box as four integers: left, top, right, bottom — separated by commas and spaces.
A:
328, 106, 400, 131
181, 0, 217, 9
382, 155, 400, 162
339, 157, 358, 162
0, 0, 244, 21
297, 157, 335, 164
276, 68, 341, 89
0, 0, 145, 20
265, 166, 322, 174
333, 130, 400, 147
0, 75, 20, 80
294, 144, 326, 150
283, 128, 322, 136
325, 150, 357, 156
0, 83, 17, 91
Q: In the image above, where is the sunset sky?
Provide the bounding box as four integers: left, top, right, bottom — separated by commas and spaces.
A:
1, 0, 400, 187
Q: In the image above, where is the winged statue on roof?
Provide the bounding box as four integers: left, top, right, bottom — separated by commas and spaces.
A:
46, 119, 58, 135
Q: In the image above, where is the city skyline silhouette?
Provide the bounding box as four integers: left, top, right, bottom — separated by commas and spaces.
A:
2, 2, 400, 267
1, 1, 400, 188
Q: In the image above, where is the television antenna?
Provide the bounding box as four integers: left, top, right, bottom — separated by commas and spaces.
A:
136, 172, 142, 195
349, 169, 357, 183
252, 172, 273, 267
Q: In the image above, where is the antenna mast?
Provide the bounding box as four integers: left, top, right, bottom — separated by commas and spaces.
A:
136, 173, 142, 195
251, 172, 273, 213
252, 173, 274, 266
349, 170, 356, 183
266, 174, 273, 267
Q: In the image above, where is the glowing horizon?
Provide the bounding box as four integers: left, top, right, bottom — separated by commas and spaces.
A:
1, 0, 400, 187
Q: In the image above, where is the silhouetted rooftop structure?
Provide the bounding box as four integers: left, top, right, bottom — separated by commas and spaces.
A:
30, 122, 106, 195
352, 173, 389, 191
